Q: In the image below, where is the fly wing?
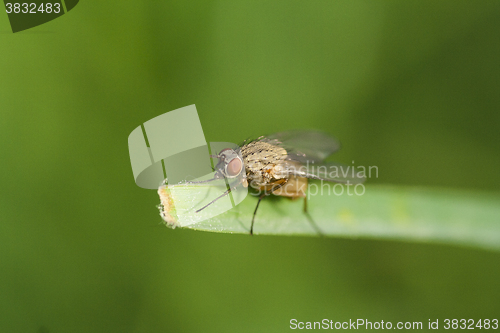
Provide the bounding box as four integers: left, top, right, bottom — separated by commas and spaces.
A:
264, 130, 341, 163
253, 130, 364, 183
278, 161, 366, 184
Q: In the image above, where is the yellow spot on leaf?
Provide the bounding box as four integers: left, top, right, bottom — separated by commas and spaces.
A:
338, 209, 356, 225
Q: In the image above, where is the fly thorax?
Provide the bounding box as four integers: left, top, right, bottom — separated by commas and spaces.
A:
242, 140, 288, 188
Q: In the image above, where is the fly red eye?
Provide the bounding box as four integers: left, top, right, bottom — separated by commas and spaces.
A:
226, 158, 242, 177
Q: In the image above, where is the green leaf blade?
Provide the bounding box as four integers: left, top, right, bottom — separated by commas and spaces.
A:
178, 185, 500, 251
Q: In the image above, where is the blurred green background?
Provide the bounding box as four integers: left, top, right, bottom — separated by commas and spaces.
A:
1, 1, 500, 332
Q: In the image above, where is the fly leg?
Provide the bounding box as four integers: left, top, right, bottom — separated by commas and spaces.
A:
250, 193, 266, 236
302, 194, 323, 237
195, 179, 241, 213
250, 180, 288, 236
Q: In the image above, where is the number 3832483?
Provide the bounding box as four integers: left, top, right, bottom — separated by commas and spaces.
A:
5, 3, 61, 14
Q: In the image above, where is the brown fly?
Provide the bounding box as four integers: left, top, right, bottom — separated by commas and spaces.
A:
185, 130, 365, 235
